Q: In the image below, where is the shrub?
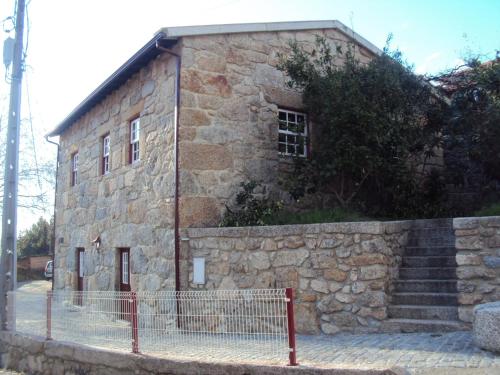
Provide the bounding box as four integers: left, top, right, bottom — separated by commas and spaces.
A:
220, 181, 283, 227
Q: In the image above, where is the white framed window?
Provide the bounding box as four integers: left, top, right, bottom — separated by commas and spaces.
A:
130, 118, 140, 163
71, 152, 79, 186
278, 109, 308, 157
102, 134, 110, 175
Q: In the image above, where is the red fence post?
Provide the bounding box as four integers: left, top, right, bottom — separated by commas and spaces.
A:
46, 291, 52, 340
285, 288, 298, 366
130, 291, 139, 353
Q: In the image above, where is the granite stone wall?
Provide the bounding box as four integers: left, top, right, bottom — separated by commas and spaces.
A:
54, 50, 179, 292
454, 216, 500, 323
181, 221, 410, 334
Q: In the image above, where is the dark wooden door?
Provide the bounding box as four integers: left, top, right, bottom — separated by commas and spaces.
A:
76, 248, 84, 305
118, 248, 131, 320
77, 248, 84, 292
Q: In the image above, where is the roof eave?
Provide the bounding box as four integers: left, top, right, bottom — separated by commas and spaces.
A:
48, 32, 177, 137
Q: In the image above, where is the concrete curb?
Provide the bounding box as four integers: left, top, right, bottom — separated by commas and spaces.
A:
0, 331, 407, 375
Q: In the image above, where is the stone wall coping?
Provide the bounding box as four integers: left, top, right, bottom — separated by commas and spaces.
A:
182, 220, 414, 239
0, 331, 402, 375
454, 216, 500, 230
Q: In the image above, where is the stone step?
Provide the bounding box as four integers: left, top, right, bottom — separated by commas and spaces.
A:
410, 218, 453, 229
406, 237, 455, 247
408, 229, 454, 238
381, 318, 470, 333
394, 279, 458, 293
402, 256, 457, 268
399, 267, 456, 280
405, 246, 456, 257
392, 292, 458, 306
388, 305, 459, 320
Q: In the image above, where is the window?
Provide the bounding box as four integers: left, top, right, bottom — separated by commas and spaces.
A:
71, 152, 79, 186
102, 134, 110, 175
278, 109, 307, 157
130, 118, 140, 163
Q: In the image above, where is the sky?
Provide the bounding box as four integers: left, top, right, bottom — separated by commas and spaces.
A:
1, 0, 499, 233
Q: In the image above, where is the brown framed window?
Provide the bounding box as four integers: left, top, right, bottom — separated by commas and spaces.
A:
129, 118, 140, 164
278, 109, 308, 157
71, 152, 79, 186
102, 134, 110, 175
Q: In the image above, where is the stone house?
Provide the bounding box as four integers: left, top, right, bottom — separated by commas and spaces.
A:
48, 21, 381, 293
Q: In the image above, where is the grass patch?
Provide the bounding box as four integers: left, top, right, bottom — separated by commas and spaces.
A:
474, 202, 500, 217
265, 207, 370, 225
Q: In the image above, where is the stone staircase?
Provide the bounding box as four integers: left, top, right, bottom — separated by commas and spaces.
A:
384, 219, 469, 332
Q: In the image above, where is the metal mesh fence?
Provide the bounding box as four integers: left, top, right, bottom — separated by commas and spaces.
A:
8, 289, 293, 364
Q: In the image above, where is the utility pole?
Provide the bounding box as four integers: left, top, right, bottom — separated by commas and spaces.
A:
0, 0, 26, 330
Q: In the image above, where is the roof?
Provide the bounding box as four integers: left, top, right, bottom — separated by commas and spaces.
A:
159, 20, 381, 55
48, 20, 381, 137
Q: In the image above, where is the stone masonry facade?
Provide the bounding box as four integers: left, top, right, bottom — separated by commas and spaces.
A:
53, 25, 375, 292
54, 50, 178, 291
454, 216, 500, 323
181, 221, 410, 334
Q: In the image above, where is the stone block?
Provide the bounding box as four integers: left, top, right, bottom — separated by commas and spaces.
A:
484, 256, 500, 268
454, 217, 480, 230
294, 303, 320, 334
310, 280, 329, 294
323, 268, 347, 282
317, 294, 344, 313
456, 253, 482, 266
179, 196, 220, 227
271, 249, 309, 267
359, 265, 388, 280
248, 251, 270, 270
473, 302, 500, 353
457, 266, 496, 280
180, 143, 233, 170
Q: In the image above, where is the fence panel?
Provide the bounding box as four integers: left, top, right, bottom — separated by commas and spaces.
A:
9, 289, 294, 365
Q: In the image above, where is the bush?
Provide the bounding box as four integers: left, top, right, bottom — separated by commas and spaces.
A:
277, 36, 446, 216
266, 207, 368, 225
220, 181, 283, 227
475, 202, 500, 217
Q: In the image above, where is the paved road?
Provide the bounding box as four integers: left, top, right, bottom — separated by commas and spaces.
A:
8, 281, 500, 374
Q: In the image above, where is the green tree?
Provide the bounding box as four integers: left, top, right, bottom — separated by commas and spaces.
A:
436, 56, 500, 206
277, 37, 445, 217
17, 216, 53, 258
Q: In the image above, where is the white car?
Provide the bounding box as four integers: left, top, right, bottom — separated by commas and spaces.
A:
44, 260, 53, 280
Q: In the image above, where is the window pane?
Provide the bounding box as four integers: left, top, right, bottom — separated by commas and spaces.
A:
297, 143, 305, 155
279, 111, 287, 121
297, 115, 304, 123
79, 252, 84, 278
287, 144, 295, 154
287, 113, 296, 122
278, 133, 286, 142
278, 143, 286, 153
279, 120, 287, 131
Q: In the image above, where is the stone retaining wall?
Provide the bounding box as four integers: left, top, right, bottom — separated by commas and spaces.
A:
454, 216, 500, 323
181, 221, 410, 334
0, 332, 400, 375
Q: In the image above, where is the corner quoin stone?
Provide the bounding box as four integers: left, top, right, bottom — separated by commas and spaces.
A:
473, 301, 500, 353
